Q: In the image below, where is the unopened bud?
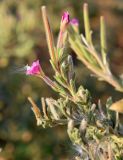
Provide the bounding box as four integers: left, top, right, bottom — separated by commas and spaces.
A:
60, 12, 70, 32
57, 12, 70, 49
70, 18, 79, 33
70, 18, 79, 26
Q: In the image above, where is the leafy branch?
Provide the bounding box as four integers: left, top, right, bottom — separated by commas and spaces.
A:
68, 3, 123, 93
26, 3, 123, 160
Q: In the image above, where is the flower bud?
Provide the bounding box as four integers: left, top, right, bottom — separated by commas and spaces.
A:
70, 18, 79, 33
60, 12, 70, 32
70, 18, 79, 26
57, 12, 70, 49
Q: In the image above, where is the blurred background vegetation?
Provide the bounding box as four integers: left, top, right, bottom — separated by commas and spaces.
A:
0, 0, 123, 159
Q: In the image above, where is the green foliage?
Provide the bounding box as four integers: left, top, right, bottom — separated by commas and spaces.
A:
27, 4, 123, 159
1, 0, 123, 160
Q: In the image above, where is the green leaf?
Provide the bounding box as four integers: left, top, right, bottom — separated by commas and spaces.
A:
70, 79, 76, 94
50, 59, 58, 72
54, 73, 67, 88
100, 16, 107, 65
83, 3, 92, 44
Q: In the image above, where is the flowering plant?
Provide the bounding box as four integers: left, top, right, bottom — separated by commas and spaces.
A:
26, 3, 123, 160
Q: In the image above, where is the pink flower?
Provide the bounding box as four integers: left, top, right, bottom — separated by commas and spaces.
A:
26, 60, 41, 75
61, 12, 70, 24
70, 18, 79, 26
60, 12, 70, 32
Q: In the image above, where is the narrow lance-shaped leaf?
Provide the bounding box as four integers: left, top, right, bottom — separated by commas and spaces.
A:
68, 55, 75, 81
100, 16, 107, 65
61, 61, 68, 81
70, 79, 76, 96
41, 97, 50, 119
83, 3, 92, 44
46, 98, 60, 120
28, 97, 42, 126
41, 6, 56, 63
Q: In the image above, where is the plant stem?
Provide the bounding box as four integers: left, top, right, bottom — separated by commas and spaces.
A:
114, 112, 119, 132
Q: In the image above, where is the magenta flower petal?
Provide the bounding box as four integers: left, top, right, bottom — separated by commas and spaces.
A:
60, 11, 70, 32
70, 18, 79, 26
26, 60, 41, 75
61, 12, 70, 24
